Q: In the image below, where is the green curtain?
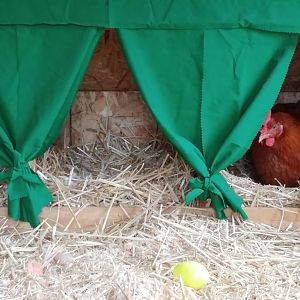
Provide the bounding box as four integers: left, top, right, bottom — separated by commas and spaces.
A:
2, 1, 300, 33
117, 29, 298, 218
0, 25, 103, 226
1, 1, 300, 226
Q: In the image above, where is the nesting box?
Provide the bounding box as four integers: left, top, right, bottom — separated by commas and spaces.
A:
46, 29, 300, 230
61, 29, 300, 148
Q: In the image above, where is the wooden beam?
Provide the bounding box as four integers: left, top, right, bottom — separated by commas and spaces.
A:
0, 206, 299, 232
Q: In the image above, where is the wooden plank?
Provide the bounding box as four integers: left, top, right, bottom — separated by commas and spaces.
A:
0, 207, 299, 232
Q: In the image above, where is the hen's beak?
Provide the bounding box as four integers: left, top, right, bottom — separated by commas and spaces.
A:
258, 132, 270, 143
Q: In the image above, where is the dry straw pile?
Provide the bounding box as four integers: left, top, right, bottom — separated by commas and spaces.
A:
0, 136, 299, 299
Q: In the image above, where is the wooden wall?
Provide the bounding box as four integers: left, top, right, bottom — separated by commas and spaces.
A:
60, 30, 300, 147
80, 30, 137, 92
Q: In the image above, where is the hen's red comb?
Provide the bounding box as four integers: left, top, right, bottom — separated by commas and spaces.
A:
263, 111, 271, 126
260, 111, 271, 133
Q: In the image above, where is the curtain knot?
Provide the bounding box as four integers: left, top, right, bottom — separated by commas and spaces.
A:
184, 173, 226, 219
0, 152, 42, 201
0, 151, 52, 227
12, 151, 30, 174
203, 176, 211, 190
185, 172, 247, 220
185, 176, 213, 205
13, 150, 26, 165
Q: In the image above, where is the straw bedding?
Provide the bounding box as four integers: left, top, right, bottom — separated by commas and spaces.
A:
0, 136, 299, 299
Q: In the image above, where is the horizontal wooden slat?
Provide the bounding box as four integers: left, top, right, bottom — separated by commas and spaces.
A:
0, 206, 299, 232
80, 30, 300, 92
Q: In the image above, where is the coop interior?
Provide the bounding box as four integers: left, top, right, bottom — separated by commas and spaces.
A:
1, 29, 300, 299
56, 29, 300, 214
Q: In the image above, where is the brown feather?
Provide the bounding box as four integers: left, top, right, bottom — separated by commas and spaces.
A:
251, 112, 300, 187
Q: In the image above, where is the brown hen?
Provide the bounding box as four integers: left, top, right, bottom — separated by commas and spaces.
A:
251, 111, 300, 187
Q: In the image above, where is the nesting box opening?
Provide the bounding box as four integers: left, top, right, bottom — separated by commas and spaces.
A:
54, 29, 300, 217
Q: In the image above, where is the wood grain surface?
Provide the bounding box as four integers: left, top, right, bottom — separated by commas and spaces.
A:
1, 206, 299, 232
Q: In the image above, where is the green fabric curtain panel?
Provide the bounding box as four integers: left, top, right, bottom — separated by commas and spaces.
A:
0, 26, 103, 226
117, 29, 297, 218
0, 1, 300, 226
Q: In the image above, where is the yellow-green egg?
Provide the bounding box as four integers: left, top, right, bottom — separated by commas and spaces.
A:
173, 261, 209, 289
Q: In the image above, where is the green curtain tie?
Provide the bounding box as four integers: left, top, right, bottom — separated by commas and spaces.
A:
0, 152, 52, 227
0, 163, 42, 200
0, 152, 42, 199
185, 175, 223, 203
203, 176, 211, 190
213, 173, 248, 220
185, 177, 211, 204
185, 174, 241, 219
185, 173, 248, 220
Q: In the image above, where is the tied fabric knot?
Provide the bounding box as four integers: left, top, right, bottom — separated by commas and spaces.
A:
185, 176, 213, 205
185, 173, 228, 219
184, 172, 248, 220
0, 153, 42, 201
0, 151, 52, 227
203, 176, 211, 190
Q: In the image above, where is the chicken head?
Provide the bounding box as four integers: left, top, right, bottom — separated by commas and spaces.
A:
258, 112, 283, 147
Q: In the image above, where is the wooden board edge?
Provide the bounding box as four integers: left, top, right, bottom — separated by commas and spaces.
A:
0, 206, 299, 232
